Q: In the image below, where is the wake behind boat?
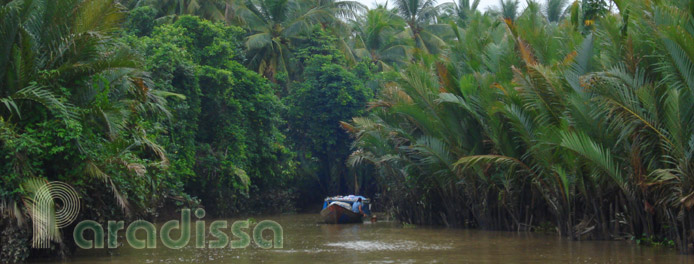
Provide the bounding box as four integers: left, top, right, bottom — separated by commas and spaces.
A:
320, 195, 371, 224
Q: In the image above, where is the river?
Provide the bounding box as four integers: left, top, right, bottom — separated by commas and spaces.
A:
33, 213, 691, 263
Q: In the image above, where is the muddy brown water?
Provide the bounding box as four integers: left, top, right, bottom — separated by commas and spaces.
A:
33, 213, 692, 263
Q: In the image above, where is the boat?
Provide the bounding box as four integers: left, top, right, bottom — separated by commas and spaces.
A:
320, 195, 371, 224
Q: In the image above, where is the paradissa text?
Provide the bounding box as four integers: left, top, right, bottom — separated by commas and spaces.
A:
73, 208, 283, 249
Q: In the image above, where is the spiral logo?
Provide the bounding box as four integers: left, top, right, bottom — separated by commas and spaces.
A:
26, 180, 81, 248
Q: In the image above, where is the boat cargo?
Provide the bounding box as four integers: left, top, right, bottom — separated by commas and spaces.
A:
320, 195, 371, 224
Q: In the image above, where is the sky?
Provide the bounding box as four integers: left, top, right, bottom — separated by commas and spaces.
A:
355, 0, 503, 12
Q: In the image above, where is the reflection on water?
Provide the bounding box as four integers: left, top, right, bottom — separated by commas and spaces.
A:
324, 240, 451, 251
32, 214, 692, 263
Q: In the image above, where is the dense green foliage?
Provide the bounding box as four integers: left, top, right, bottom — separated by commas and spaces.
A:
0, 0, 174, 220
0, 1, 295, 261
3, 0, 694, 261
0, 0, 176, 260
126, 15, 294, 216
345, 0, 694, 254
284, 29, 373, 198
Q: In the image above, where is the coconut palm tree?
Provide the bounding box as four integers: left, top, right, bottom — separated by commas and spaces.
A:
498, 0, 520, 21
235, 0, 361, 80
135, 0, 228, 21
304, 0, 367, 64
234, 0, 303, 80
438, 0, 480, 25
351, 7, 412, 70
545, 0, 567, 22
310, 0, 365, 20
392, 0, 451, 54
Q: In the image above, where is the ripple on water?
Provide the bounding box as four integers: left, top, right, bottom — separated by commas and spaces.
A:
274, 249, 337, 254
324, 240, 451, 251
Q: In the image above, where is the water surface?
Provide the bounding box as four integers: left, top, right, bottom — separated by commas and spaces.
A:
35, 214, 691, 263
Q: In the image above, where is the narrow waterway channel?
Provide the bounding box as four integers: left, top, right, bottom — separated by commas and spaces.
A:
34, 214, 692, 263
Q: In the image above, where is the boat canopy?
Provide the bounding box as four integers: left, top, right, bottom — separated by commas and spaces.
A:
322, 195, 372, 215
324, 195, 369, 203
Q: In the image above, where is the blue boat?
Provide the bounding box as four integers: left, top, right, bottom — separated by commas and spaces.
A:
320, 195, 371, 224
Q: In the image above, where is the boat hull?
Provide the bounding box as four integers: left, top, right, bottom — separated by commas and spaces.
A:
320, 204, 363, 224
